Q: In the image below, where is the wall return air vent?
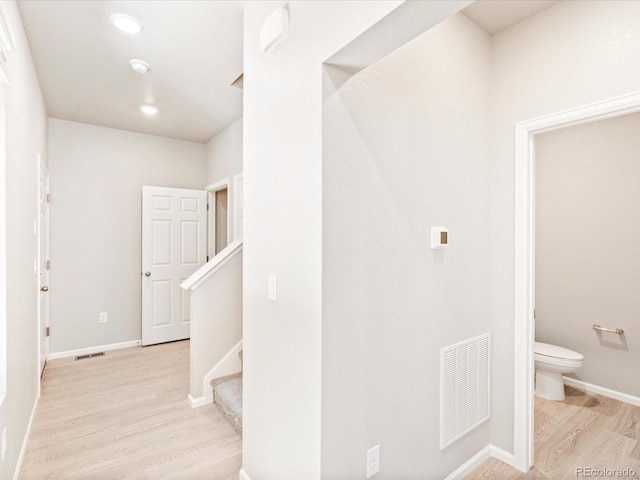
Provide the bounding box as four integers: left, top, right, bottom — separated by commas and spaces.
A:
440, 333, 490, 449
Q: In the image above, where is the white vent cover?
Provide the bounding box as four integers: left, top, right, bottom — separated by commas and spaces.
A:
441, 333, 490, 449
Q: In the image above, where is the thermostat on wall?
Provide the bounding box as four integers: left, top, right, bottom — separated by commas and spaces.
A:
431, 227, 448, 250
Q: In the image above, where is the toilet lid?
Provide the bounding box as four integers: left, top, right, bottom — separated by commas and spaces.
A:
534, 341, 583, 361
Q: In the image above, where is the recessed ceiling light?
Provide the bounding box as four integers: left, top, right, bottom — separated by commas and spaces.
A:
110, 13, 143, 34
140, 104, 159, 115
129, 59, 150, 74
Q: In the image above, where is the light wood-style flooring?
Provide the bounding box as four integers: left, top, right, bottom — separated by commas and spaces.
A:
19, 341, 242, 480
467, 386, 640, 479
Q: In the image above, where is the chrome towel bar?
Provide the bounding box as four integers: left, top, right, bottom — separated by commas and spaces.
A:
593, 324, 624, 335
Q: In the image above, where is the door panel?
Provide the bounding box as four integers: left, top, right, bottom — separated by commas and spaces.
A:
152, 220, 171, 265
181, 277, 190, 323
142, 186, 206, 345
181, 221, 199, 264
152, 280, 172, 327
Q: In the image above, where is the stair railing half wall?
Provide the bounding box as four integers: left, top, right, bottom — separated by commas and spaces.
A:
181, 238, 243, 408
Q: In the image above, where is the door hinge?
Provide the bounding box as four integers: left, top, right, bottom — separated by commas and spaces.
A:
46, 260, 50, 270
46, 193, 51, 203
45, 326, 50, 337
206, 204, 209, 211
206, 255, 209, 262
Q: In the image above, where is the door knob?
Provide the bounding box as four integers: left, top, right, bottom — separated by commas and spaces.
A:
145, 272, 151, 277
40, 286, 49, 292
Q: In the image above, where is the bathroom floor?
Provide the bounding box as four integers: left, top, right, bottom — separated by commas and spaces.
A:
466, 386, 640, 479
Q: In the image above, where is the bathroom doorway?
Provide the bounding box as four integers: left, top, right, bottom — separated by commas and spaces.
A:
524, 110, 640, 475
513, 91, 640, 471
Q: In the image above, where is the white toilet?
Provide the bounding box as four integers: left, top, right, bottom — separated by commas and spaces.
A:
534, 341, 584, 401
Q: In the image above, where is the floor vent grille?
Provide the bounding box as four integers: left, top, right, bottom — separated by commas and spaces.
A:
75, 352, 105, 361
441, 333, 490, 449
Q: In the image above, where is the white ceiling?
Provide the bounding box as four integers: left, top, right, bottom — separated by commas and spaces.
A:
16, 0, 560, 144
462, 0, 559, 36
17, 1, 244, 143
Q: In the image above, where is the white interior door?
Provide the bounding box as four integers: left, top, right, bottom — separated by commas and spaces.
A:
37, 160, 50, 376
142, 186, 206, 346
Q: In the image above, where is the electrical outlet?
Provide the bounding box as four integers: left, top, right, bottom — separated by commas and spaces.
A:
367, 444, 380, 478
2, 427, 7, 461
99, 312, 108, 324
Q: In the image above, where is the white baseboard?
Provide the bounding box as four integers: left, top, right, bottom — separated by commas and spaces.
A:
239, 468, 251, 480
188, 394, 205, 409
49, 340, 141, 360
489, 444, 515, 466
563, 376, 640, 407
202, 340, 243, 405
444, 444, 514, 480
444, 445, 491, 480
13, 393, 39, 480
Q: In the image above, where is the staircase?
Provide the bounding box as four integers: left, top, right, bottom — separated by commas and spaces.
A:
212, 351, 243, 434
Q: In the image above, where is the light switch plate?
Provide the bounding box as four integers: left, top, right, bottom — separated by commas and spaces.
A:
367, 444, 380, 478
268, 275, 277, 302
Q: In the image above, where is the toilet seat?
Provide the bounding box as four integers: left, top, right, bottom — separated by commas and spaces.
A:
534, 341, 583, 368
535, 341, 583, 361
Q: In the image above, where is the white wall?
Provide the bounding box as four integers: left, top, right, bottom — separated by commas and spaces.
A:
242, 1, 472, 478
490, 0, 640, 452
535, 112, 640, 398
322, 12, 491, 478
48, 119, 206, 354
0, 1, 48, 477
205, 116, 242, 186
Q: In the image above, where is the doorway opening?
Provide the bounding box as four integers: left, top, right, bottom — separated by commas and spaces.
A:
205, 179, 232, 260
513, 91, 640, 471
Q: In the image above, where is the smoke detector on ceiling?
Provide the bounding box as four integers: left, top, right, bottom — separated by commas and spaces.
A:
129, 59, 150, 74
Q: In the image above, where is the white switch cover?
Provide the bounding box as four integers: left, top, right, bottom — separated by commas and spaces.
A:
367, 444, 380, 478
2, 427, 7, 461
99, 312, 108, 323
268, 275, 277, 302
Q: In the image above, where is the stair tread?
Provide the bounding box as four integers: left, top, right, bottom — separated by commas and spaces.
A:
213, 376, 243, 435
210, 372, 241, 388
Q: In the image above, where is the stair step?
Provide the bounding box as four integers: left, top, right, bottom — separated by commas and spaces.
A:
212, 375, 243, 435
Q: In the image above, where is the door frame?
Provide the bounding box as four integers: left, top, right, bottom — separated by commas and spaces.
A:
36, 156, 50, 385
0, 82, 6, 406
513, 91, 640, 472
205, 178, 232, 259
232, 173, 243, 241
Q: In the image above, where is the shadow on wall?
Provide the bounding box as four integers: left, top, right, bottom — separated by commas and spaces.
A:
593, 330, 628, 352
